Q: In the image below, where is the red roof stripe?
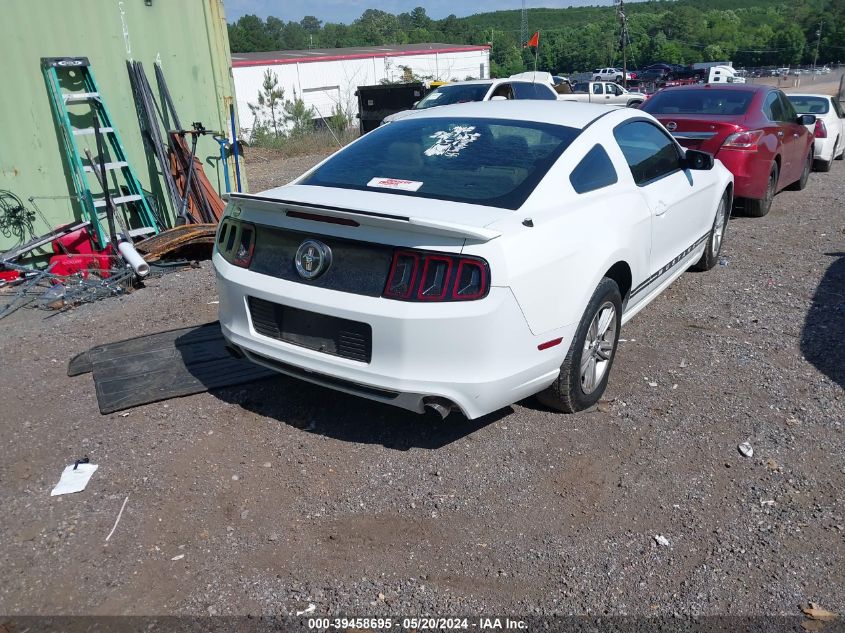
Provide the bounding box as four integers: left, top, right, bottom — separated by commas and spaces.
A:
231, 45, 491, 68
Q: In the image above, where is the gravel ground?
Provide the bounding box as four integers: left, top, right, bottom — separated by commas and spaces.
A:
0, 151, 842, 619
243, 147, 333, 193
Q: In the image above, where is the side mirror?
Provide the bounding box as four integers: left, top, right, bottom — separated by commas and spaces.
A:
799, 114, 816, 125
684, 149, 714, 171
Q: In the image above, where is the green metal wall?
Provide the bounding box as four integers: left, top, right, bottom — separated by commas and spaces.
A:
0, 0, 243, 252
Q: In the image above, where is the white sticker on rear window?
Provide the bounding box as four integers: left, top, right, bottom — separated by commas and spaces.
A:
425, 125, 481, 158
367, 177, 424, 192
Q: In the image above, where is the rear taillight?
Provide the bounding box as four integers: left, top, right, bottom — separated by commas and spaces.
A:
814, 119, 827, 138
217, 218, 255, 268
722, 129, 764, 150
383, 249, 489, 302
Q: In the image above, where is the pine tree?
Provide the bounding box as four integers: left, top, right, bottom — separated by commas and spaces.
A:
248, 69, 285, 140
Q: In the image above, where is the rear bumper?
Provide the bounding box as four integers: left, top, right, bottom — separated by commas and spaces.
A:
813, 137, 836, 163
214, 253, 570, 419
715, 148, 772, 200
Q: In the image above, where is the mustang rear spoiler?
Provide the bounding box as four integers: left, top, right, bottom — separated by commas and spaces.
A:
224, 193, 501, 243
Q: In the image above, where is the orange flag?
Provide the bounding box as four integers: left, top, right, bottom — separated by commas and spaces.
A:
525, 31, 539, 48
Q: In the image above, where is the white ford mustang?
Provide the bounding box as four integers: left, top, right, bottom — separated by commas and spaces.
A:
214, 101, 733, 419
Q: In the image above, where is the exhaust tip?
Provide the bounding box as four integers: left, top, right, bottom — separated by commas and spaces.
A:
423, 396, 455, 420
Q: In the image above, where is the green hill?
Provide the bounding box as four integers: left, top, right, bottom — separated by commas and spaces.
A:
228, 0, 844, 74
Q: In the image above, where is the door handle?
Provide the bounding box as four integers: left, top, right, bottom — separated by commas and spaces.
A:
777, 130, 784, 137
793, 133, 799, 138
654, 200, 669, 216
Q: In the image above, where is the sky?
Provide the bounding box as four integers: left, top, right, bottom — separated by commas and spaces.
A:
223, 0, 618, 24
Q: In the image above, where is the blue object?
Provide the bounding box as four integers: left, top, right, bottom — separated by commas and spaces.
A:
230, 104, 242, 193
214, 135, 230, 193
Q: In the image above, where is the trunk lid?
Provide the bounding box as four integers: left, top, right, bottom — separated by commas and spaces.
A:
653, 115, 742, 155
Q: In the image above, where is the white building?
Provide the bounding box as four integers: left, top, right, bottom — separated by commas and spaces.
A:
231, 43, 491, 135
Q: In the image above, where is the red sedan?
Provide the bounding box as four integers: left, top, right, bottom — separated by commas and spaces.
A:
641, 84, 816, 217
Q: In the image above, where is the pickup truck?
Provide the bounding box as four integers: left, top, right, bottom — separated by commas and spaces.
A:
561, 81, 646, 107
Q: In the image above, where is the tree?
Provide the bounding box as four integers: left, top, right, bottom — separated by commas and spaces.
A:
410, 7, 432, 30
300, 16, 322, 33
325, 103, 353, 136
772, 23, 806, 65
230, 14, 274, 52
284, 91, 316, 137
248, 69, 285, 140
281, 22, 308, 49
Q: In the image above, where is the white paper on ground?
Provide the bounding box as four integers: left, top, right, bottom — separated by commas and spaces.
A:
51, 463, 98, 496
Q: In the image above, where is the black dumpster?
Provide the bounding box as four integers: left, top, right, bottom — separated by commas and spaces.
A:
355, 82, 428, 134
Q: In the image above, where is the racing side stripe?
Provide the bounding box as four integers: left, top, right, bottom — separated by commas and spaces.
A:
630, 231, 710, 299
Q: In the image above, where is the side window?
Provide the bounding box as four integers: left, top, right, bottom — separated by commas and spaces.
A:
613, 121, 682, 186
570, 144, 618, 194
491, 83, 514, 100
535, 84, 556, 100
778, 93, 797, 121
512, 82, 556, 100
832, 98, 845, 118
762, 93, 778, 121
592, 83, 603, 95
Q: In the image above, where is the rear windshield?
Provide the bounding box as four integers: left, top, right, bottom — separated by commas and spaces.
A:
414, 84, 490, 109
787, 95, 830, 114
302, 117, 580, 209
643, 89, 755, 116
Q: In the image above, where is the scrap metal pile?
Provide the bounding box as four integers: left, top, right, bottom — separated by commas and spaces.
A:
0, 57, 238, 320
127, 61, 228, 225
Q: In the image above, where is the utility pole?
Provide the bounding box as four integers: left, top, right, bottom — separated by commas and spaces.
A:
615, 0, 629, 88
520, 0, 528, 49
813, 21, 824, 70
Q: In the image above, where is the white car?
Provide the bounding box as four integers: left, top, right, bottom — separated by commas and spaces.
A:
593, 67, 634, 82
786, 93, 845, 171
214, 101, 733, 419
381, 78, 557, 124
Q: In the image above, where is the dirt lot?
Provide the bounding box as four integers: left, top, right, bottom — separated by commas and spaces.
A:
751, 69, 844, 97
0, 138, 843, 621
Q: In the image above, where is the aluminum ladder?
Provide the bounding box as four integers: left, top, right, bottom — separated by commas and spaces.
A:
42, 56, 160, 248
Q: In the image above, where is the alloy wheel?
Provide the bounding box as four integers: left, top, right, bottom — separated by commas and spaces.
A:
764, 170, 776, 208
580, 302, 617, 395
711, 198, 726, 257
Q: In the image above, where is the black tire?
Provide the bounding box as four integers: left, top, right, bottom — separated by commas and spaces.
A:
814, 158, 832, 172
536, 278, 622, 413
787, 148, 812, 191
594, 76, 602, 81
627, 100, 643, 108
745, 162, 778, 217
615, 75, 623, 82
691, 190, 730, 272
